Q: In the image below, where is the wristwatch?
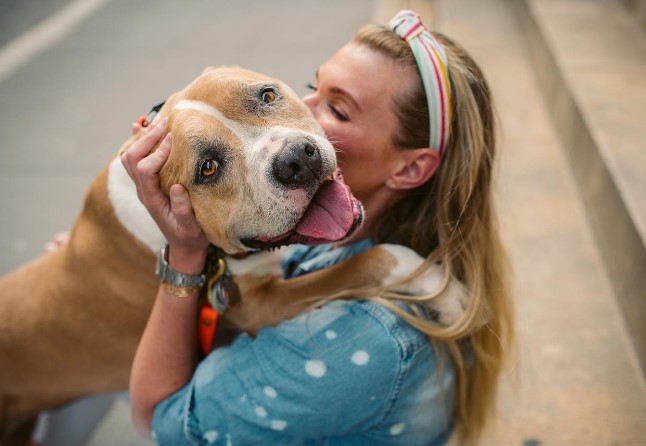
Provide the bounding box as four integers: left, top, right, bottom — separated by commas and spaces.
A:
155, 244, 206, 288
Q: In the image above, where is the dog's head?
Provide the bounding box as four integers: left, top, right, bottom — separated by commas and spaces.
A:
151, 66, 363, 253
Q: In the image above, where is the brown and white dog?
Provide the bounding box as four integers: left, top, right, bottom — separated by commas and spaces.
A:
0, 66, 466, 442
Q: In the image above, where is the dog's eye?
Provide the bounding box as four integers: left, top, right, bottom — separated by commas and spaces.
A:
201, 160, 218, 177
261, 89, 277, 104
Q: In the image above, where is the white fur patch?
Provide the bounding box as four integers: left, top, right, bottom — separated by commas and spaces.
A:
173, 99, 256, 145
381, 244, 469, 326
107, 157, 166, 252
382, 244, 436, 291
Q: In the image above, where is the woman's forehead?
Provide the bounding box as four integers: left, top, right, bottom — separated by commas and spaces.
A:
320, 42, 414, 107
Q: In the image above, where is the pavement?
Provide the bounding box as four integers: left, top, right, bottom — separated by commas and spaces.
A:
436, 1, 646, 444
515, 0, 646, 382
0, 0, 645, 445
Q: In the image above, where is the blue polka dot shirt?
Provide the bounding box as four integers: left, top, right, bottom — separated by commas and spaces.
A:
152, 241, 455, 445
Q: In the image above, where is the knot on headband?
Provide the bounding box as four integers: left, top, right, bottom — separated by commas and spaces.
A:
389, 10, 452, 155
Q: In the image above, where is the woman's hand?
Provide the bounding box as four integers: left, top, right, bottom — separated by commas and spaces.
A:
120, 118, 209, 274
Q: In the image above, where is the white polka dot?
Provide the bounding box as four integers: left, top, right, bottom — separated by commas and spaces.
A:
351, 350, 370, 366
264, 386, 278, 398
370, 396, 376, 401
204, 430, 218, 443
390, 422, 406, 435
305, 360, 327, 378
240, 395, 247, 402
151, 431, 157, 441
325, 330, 337, 340
271, 419, 288, 431
255, 405, 268, 417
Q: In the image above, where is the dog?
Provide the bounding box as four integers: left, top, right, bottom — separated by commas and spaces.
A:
0, 66, 467, 443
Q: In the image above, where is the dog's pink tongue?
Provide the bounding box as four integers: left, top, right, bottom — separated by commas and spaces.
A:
295, 171, 358, 242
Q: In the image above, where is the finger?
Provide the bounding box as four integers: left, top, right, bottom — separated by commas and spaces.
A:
135, 133, 173, 209
121, 117, 166, 177
125, 129, 170, 182
169, 184, 195, 222
131, 122, 141, 136
44, 231, 70, 254
137, 133, 172, 176
120, 151, 133, 179
125, 116, 168, 165
53, 232, 70, 245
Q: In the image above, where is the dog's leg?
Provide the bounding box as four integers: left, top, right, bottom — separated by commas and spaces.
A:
222, 244, 468, 334
376, 245, 470, 326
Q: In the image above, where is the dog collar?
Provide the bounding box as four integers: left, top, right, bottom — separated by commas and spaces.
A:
198, 247, 241, 355
137, 100, 166, 128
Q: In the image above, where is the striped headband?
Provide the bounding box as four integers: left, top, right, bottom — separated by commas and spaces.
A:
389, 10, 452, 155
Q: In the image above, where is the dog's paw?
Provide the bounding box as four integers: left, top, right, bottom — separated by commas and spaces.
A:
426, 279, 470, 326
380, 244, 469, 326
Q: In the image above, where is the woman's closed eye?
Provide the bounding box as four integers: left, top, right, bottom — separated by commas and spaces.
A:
328, 103, 349, 121
307, 82, 349, 122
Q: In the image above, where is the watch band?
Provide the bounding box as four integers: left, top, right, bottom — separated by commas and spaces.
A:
155, 244, 206, 288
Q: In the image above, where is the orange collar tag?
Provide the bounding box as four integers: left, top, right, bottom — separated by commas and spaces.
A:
199, 305, 219, 355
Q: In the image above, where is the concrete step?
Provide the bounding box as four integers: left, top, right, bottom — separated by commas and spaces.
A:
513, 0, 646, 378
435, 0, 646, 443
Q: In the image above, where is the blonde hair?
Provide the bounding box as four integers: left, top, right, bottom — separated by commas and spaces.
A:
327, 24, 515, 444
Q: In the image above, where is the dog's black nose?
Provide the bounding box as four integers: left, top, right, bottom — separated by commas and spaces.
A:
272, 140, 321, 187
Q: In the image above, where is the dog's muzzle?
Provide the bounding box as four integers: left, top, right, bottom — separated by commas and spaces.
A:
242, 168, 364, 251
271, 138, 322, 188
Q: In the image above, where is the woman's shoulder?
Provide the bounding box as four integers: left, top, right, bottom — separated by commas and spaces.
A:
262, 299, 432, 365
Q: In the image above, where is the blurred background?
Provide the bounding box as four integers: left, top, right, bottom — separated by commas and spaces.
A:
1, 0, 644, 444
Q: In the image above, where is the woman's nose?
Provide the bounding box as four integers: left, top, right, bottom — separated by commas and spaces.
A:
303, 94, 318, 116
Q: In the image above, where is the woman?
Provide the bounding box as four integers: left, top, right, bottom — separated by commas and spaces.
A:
126, 10, 514, 445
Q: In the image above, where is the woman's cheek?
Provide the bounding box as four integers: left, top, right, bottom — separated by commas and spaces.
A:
332, 128, 359, 155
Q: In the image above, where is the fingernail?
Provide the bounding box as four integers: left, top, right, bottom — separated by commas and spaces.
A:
170, 185, 182, 197
158, 116, 168, 128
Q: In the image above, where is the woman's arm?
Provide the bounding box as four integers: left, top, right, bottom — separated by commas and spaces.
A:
121, 118, 210, 438
129, 276, 201, 437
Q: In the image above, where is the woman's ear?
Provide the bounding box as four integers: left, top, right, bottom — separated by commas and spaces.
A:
388, 148, 440, 190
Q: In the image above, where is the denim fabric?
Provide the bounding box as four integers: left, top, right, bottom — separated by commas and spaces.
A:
152, 242, 454, 445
